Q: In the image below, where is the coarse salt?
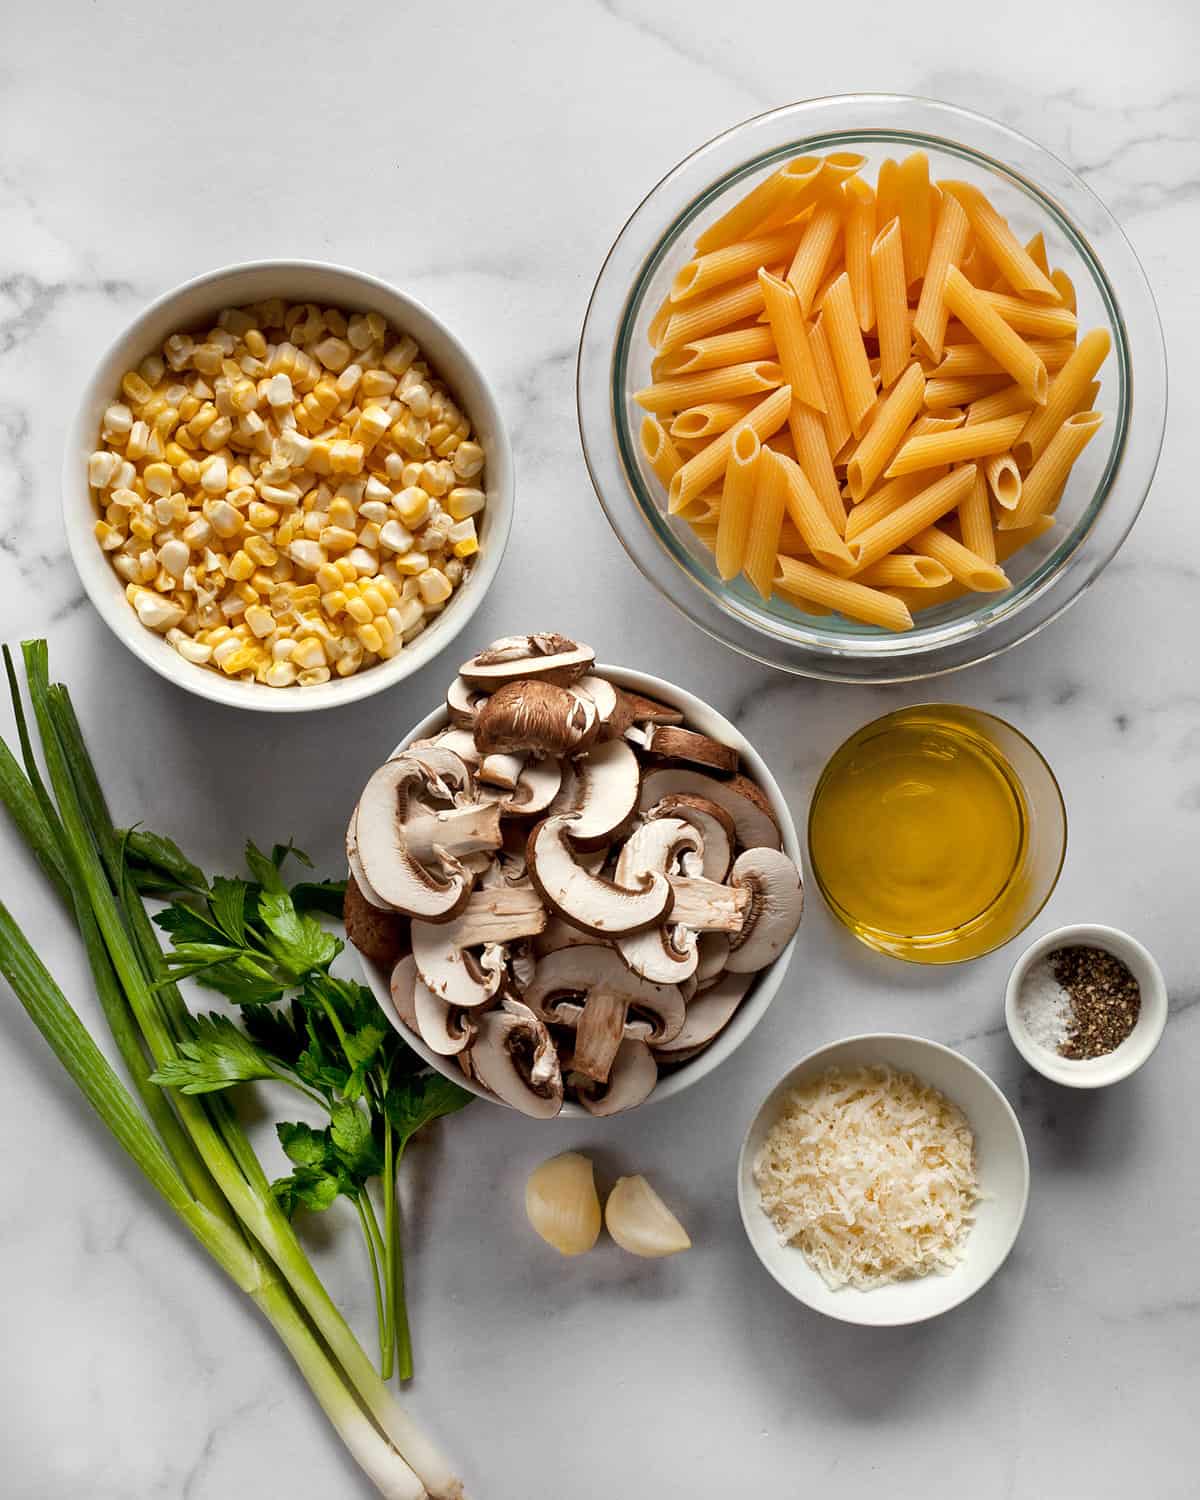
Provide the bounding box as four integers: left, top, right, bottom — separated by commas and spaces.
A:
1017, 956, 1072, 1051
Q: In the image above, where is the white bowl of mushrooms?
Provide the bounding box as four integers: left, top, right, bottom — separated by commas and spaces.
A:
345, 632, 805, 1117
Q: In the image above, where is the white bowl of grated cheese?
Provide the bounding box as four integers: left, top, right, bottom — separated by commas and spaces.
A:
737, 1034, 1029, 1326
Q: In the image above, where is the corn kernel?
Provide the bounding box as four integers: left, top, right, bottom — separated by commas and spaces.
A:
394, 550, 429, 576
265, 660, 298, 688
321, 526, 358, 554
122, 371, 154, 407
288, 539, 327, 570
417, 568, 452, 606
447, 487, 485, 520
345, 594, 372, 625
244, 534, 278, 567
94, 519, 124, 551
354, 622, 383, 654
207, 500, 243, 539
88, 450, 122, 488
292, 636, 326, 670
201, 415, 233, 451
321, 589, 348, 617
245, 604, 274, 638
394, 487, 430, 529
226, 549, 254, 582
298, 667, 331, 686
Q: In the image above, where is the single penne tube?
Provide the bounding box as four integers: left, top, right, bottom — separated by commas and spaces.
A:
895, 515, 1055, 613
847, 464, 978, 571
635, 360, 783, 414
812, 260, 848, 314
924, 374, 1011, 409
984, 453, 1022, 511
743, 446, 789, 598
822, 273, 876, 437
869, 217, 910, 389
943, 266, 1049, 403
787, 401, 845, 530
669, 384, 791, 511
690, 522, 720, 549
641, 415, 685, 488
693, 155, 825, 254
774, 555, 913, 631
875, 157, 901, 228
995, 512, 1056, 558
660, 325, 778, 375
964, 384, 1028, 425
659, 271, 778, 351
907, 411, 966, 437
854, 554, 953, 588
958, 465, 997, 561
766, 429, 797, 461
786, 198, 844, 315
648, 292, 674, 350
898, 150, 934, 284
777, 520, 811, 555
1012, 328, 1112, 468
774, 582, 834, 616
675, 492, 722, 523
809, 316, 852, 456
846, 362, 926, 500
669, 397, 761, 440
1051, 267, 1076, 312
671, 227, 804, 305
1024, 231, 1050, 276
912, 189, 970, 362
753, 151, 866, 236
844, 469, 946, 539
843, 177, 876, 332
977, 290, 1077, 339
714, 425, 761, 579
776, 451, 855, 571
940, 181, 1062, 303
884, 413, 1029, 478
934, 338, 1075, 379
908, 524, 1010, 591
758, 270, 826, 410
1001, 411, 1104, 529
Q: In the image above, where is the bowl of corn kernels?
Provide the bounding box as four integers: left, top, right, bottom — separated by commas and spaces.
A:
65, 260, 514, 710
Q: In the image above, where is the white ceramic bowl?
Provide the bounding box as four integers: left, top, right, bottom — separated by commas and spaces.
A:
737, 1034, 1030, 1326
354, 663, 804, 1118
64, 260, 514, 713
1005, 923, 1168, 1088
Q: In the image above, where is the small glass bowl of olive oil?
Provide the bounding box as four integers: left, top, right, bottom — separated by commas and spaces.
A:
808, 705, 1066, 963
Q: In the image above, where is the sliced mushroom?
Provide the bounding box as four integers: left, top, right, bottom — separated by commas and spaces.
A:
353, 758, 479, 920
638, 768, 781, 851
613, 819, 706, 984
695, 931, 731, 986
478, 751, 526, 790
646, 794, 736, 881
502, 757, 563, 814
523, 944, 684, 1083
533, 914, 602, 958
610, 688, 684, 736
345, 808, 396, 911
387, 954, 420, 1032
667, 876, 749, 932
614, 818, 703, 888
411, 884, 547, 1009
527, 815, 674, 937
726, 848, 804, 972
638, 725, 738, 777
414, 981, 477, 1056
446, 676, 487, 725
652, 971, 753, 1056
413, 726, 481, 766
470, 998, 564, 1118
548, 738, 641, 847
474, 679, 598, 759
343, 875, 409, 967
575, 1039, 658, 1115
459, 634, 594, 689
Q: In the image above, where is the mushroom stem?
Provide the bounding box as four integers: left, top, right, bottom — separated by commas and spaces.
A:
571, 986, 631, 1084
425, 885, 546, 947
406, 802, 503, 861
667, 876, 750, 932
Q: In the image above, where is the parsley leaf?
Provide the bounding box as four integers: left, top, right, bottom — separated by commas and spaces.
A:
154, 903, 226, 945
122, 827, 209, 893
277, 1119, 328, 1168
290, 879, 347, 918
150, 1013, 279, 1094
209, 876, 249, 944
244, 840, 287, 894
258, 887, 341, 976
272, 1166, 342, 1217
386, 1072, 473, 1151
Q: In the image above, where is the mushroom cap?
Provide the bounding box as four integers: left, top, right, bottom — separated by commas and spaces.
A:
726, 847, 804, 973
638, 768, 781, 852
413, 726, 481, 767
345, 806, 394, 911
413, 979, 477, 1056
526, 815, 674, 937
354, 757, 473, 920
446, 676, 486, 725
387, 954, 421, 1033
614, 817, 703, 888
343, 876, 409, 968
459, 634, 594, 689
641, 725, 739, 777
645, 794, 736, 882
474, 679, 599, 759
610, 687, 685, 736
470, 999, 564, 1118
653, 970, 753, 1054
522, 943, 685, 1045
574, 673, 620, 733
549, 738, 642, 847
575, 1039, 658, 1116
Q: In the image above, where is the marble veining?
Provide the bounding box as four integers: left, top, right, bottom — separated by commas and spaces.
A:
0, 2, 1197, 1497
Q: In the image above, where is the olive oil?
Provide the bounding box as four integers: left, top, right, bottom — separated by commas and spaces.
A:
809, 707, 1031, 962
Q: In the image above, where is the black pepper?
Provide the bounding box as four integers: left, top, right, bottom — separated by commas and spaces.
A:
1050, 945, 1141, 1060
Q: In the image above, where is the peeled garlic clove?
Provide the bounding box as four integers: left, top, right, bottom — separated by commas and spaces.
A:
605, 1174, 691, 1258
525, 1151, 602, 1256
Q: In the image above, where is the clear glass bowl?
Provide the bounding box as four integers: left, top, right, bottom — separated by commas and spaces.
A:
577, 95, 1167, 683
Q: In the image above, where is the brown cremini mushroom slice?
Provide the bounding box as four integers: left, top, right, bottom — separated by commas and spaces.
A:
610, 688, 684, 736
725, 848, 804, 972
695, 931, 731, 986
411, 884, 547, 1010
527, 815, 674, 937
470, 998, 564, 1118
474, 679, 598, 759
522, 943, 684, 1083
413, 981, 477, 1057
638, 768, 782, 851
667, 876, 750, 931
645, 794, 736, 881
575, 1038, 659, 1115
652, 970, 754, 1057
533, 913, 601, 958
573, 674, 621, 735
387, 954, 421, 1033
446, 675, 487, 725
343, 876, 409, 967
548, 738, 642, 847
614, 818, 706, 984
414, 726, 481, 766
459, 634, 595, 689
632, 725, 739, 777
345, 809, 395, 911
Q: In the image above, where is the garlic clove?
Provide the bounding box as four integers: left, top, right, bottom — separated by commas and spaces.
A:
605, 1174, 691, 1258
525, 1151, 602, 1256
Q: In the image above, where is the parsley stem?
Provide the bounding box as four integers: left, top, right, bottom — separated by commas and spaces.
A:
392, 1144, 414, 1383
354, 1191, 388, 1369
382, 1116, 398, 1380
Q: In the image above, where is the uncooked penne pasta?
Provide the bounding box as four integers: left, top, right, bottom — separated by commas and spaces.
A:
908, 524, 1010, 591
693, 156, 825, 255
943, 267, 1048, 404
754, 152, 865, 236
775, 555, 913, 631
965, 384, 1029, 425
641, 416, 685, 488
1025, 232, 1050, 276
669, 398, 761, 440
808, 316, 852, 457
843, 177, 876, 332
984, 453, 1022, 510
659, 272, 777, 351
870, 217, 910, 389
812, 260, 848, 315
671, 227, 803, 305
776, 451, 855, 573
941, 181, 1062, 303
912, 189, 970, 362
758, 270, 826, 411
884, 413, 1029, 479
846, 362, 925, 501
875, 158, 902, 239
648, 293, 673, 350
787, 401, 844, 531
908, 411, 966, 437
855, 554, 952, 588
668, 384, 791, 511
848, 465, 977, 571
899, 151, 934, 285
934, 338, 1075, 379
977, 290, 1077, 339
635, 361, 783, 415
743, 446, 789, 598
786, 198, 844, 315
659, 325, 778, 375
844, 469, 947, 540
895, 515, 1055, 613
715, 425, 762, 578
822, 273, 876, 438
1051, 267, 1076, 312
1001, 411, 1103, 529
1012, 328, 1112, 468
958, 465, 997, 561
924, 375, 1010, 409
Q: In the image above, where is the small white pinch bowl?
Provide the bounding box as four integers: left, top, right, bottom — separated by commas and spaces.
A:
737, 1034, 1030, 1326
355, 664, 804, 1118
64, 259, 514, 713
1005, 923, 1168, 1088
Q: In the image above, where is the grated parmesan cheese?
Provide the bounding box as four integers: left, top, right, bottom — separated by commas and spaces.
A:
753, 1064, 980, 1291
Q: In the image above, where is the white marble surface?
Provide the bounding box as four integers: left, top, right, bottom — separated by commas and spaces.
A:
1, 3, 1197, 1496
